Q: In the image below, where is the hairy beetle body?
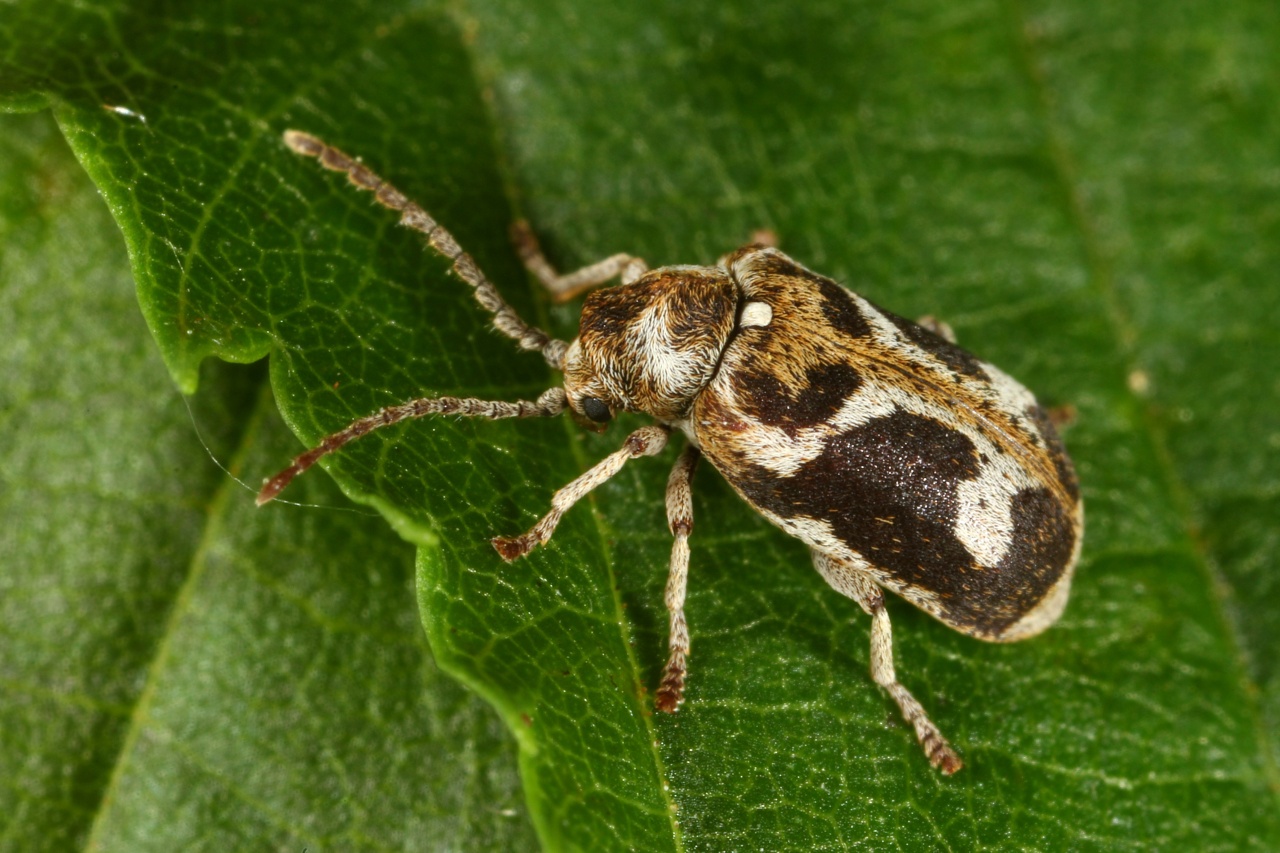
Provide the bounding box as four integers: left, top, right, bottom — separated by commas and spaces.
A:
687, 247, 1081, 643
267, 131, 1083, 775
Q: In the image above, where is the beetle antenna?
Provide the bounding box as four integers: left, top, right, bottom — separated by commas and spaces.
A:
257, 388, 568, 505
283, 130, 568, 370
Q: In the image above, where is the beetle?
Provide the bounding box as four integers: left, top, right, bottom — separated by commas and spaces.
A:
261, 130, 1083, 774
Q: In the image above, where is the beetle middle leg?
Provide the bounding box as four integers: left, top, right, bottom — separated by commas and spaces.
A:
655, 444, 700, 713
492, 424, 671, 560
811, 550, 964, 774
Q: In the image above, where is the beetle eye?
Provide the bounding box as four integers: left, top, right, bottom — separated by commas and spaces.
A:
581, 396, 612, 423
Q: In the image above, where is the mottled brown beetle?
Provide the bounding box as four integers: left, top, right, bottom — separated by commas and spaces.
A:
261, 130, 1083, 774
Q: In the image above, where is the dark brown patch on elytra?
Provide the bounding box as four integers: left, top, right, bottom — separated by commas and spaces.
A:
725, 408, 1074, 638
733, 409, 980, 577
816, 277, 873, 339
1027, 403, 1080, 503
733, 360, 863, 432
883, 309, 990, 380
988, 487, 1077, 616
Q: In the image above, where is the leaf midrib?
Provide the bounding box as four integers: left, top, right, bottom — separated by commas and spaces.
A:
444, 9, 687, 846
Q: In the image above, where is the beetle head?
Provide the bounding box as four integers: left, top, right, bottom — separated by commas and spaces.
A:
562, 267, 738, 424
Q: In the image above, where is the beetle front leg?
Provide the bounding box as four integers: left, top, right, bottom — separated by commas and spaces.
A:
655, 444, 700, 713
510, 220, 648, 302
811, 550, 964, 775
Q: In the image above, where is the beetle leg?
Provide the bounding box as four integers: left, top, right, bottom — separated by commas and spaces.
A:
655, 444, 700, 713
492, 424, 670, 560
510, 220, 648, 302
914, 314, 956, 344
811, 550, 964, 775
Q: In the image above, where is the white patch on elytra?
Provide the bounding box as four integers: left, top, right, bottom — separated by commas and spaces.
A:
855, 294, 913, 352
979, 360, 1038, 417
954, 450, 1024, 568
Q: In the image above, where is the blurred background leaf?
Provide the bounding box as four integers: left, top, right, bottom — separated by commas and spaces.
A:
2, 0, 1277, 850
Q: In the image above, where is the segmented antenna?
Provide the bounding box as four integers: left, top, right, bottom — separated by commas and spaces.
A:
256, 388, 568, 505
257, 131, 575, 505
282, 130, 568, 369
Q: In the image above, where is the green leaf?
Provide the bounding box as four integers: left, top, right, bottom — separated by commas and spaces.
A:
4, 0, 1279, 851
0, 110, 534, 848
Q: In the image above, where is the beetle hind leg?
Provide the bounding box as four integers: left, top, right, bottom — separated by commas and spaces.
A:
914, 315, 957, 343
811, 550, 964, 775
